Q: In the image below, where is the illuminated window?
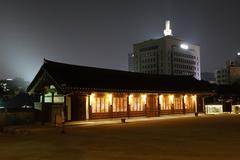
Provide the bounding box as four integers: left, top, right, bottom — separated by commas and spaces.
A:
54, 96, 64, 103
174, 96, 182, 110
185, 95, 194, 110
161, 95, 171, 110
92, 96, 109, 113
206, 105, 223, 114
113, 97, 127, 112
92, 97, 97, 113
44, 92, 52, 103
130, 96, 144, 111
44, 96, 52, 103
54, 92, 64, 103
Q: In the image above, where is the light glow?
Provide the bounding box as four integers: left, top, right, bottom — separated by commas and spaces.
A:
180, 44, 189, 50
237, 52, 240, 56
163, 20, 172, 36
169, 95, 174, 104
184, 95, 188, 102
90, 94, 95, 106
108, 94, 112, 105
192, 95, 197, 102
205, 105, 223, 114
159, 95, 163, 105
141, 94, 147, 105
128, 94, 133, 105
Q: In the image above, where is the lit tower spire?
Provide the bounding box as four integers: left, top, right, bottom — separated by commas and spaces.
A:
163, 20, 172, 36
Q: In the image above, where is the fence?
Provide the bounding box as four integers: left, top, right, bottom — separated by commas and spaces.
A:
0, 109, 36, 126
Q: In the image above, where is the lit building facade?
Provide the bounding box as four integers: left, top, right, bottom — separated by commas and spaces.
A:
129, 21, 201, 80
28, 59, 212, 123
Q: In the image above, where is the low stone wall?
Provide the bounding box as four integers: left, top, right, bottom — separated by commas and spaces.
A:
0, 111, 36, 126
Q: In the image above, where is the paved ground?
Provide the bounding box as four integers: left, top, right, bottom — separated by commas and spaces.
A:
0, 114, 240, 160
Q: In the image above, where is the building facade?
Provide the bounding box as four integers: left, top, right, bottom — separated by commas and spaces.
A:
129, 21, 201, 80
216, 54, 240, 85
201, 72, 216, 84
28, 59, 212, 124
128, 53, 135, 72
215, 68, 230, 85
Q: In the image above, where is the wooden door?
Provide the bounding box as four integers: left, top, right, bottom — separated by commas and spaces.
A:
71, 94, 86, 121
146, 95, 158, 117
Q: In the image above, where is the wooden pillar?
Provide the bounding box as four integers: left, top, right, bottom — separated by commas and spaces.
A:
182, 95, 186, 114
41, 93, 45, 125
86, 95, 90, 120
127, 94, 130, 118
157, 95, 161, 117
202, 97, 206, 114
109, 94, 113, 118
63, 96, 67, 122
41, 93, 45, 104
171, 104, 174, 114
51, 92, 54, 104
171, 95, 174, 114
88, 94, 92, 120
66, 95, 72, 121
51, 92, 56, 124
195, 95, 198, 113
144, 95, 147, 116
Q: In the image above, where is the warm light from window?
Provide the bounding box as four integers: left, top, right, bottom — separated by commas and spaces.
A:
184, 95, 188, 102
192, 95, 197, 102
108, 94, 112, 105
128, 94, 133, 105
90, 94, 95, 106
159, 95, 163, 105
169, 95, 174, 104
205, 105, 223, 114
141, 94, 147, 105
180, 44, 189, 50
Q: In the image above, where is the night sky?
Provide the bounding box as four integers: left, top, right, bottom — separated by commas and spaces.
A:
0, 0, 240, 81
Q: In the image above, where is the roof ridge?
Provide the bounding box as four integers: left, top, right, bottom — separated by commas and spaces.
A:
43, 59, 194, 79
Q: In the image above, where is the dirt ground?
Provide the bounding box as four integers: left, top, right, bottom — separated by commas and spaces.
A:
1, 114, 240, 160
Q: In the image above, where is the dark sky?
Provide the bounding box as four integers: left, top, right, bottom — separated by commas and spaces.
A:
1, 0, 240, 81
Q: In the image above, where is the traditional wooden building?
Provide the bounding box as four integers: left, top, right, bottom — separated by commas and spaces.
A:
27, 59, 213, 123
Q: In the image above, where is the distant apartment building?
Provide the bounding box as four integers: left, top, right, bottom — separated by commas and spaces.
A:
129, 20, 201, 80
216, 54, 240, 85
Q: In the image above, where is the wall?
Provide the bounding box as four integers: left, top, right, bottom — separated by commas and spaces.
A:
230, 66, 240, 84
0, 110, 36, 126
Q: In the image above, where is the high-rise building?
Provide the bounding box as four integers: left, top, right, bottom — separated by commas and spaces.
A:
128, 20, 201, 80
128, 53, 135, 72
216, 54, 240, 85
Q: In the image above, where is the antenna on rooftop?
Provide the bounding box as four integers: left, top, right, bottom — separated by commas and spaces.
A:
163, 20, 172, 36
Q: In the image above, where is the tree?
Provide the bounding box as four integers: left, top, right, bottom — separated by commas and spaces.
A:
0, 85, 4, 98
2, 77, 32, 108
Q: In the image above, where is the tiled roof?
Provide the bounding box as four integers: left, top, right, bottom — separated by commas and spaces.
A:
28, 59, 213, 93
